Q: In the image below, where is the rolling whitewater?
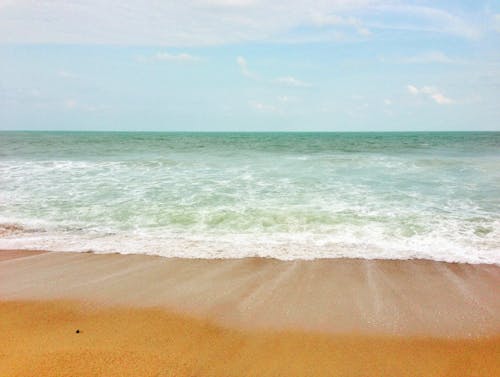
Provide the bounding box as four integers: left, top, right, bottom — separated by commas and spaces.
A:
1, 131, 499, 264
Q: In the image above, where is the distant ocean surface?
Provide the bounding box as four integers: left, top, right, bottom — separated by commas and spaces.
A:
1, 132, 499, 264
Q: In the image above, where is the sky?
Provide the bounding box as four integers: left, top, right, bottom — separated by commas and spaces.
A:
0, 0, 499, 131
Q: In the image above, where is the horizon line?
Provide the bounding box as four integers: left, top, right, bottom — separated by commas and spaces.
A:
1, 130, 499, 134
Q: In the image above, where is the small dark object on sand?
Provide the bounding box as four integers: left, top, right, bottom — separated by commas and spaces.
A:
76, 329, 80, 334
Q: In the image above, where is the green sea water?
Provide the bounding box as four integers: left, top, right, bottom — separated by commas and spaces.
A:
0, 131, 499, 263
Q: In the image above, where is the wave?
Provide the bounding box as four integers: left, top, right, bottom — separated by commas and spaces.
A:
1, 132, 499, 264
1, 222, 499, 264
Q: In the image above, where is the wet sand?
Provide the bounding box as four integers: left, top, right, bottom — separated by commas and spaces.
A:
1, 250, 499, 376
0, 249, 46, 262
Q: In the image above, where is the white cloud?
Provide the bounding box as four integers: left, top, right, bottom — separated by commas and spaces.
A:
58, 70, 77, 78
237, 56, 258, 79
0, 1, 483, 45
277, 95, 298, 103
63, 98, 106, 112
236, 56, 246, 67
197, 0, 258, 7
370, 4, 481, 39
310, 12, 371, 36
153, 52, 200, 62
237, 57, 309, 87
383, 51, 456, 64
429, 92, 453, 105
407, 85, 419, 95
493, 14, 500, 33
407, 85, 454, 105
249, 101, 277, 113
406, 51, 454, 64
249, 96, 300, 114
274, 76, 311, 87
420, 86, 437, 95
384, 99, 392, 105
137, 52, 201, 63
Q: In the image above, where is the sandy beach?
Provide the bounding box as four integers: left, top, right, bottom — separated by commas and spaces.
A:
1, 250, 499, 376
3, 0, 500, 374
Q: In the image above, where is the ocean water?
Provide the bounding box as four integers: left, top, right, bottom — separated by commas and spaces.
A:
0, 131, 499, 264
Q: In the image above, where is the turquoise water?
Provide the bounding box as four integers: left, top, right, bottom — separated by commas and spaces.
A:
1, 132, 499, 263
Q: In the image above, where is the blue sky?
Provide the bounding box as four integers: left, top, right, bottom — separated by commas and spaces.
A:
0, 1, 499, 131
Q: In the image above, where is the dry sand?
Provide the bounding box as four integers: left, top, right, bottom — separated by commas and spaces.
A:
1, 300, 499, 377
1, 250, 499, 376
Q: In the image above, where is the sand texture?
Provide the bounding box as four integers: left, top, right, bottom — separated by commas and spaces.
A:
1, 250, 499, 337
1, 300, 499, 377
1, 250, 499, 376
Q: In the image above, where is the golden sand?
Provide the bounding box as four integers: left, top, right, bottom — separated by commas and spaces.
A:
1, 250, 499, 376
1, 300, 499, 377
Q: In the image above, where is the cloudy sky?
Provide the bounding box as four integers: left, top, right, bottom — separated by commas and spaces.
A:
1, 0, 499, 131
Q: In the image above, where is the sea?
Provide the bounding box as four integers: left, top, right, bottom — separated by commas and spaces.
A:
1, 131, 499, 264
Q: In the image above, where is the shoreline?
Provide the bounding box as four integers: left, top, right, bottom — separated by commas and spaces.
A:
0, 249, 48, 261
2, 249, 499, 376
1, 249, 499, 337
1, 247, 499, 265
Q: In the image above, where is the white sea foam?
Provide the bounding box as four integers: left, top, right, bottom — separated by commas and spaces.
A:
0, 220, 499, 264
1, 132, 499, 264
